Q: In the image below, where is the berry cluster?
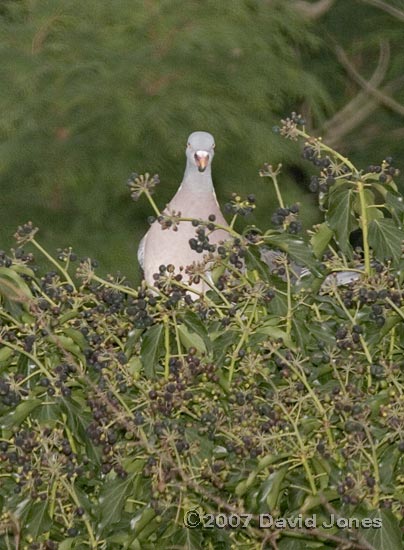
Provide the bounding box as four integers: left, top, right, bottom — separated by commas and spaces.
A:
127, 172, 160, 201
126, 291, 156, 328
0, 249, 12, 267
14, 221, 38, 245
56, 247, 77, 263
279, 112, 305, 140
157, 210, 183, 231
12, 246, 35, 266
189, 218, 217, 254
309, 172, 337, 193
271, 204, 302, 233
224, 193, 256, 216
0, 423, 89, 544
367, 157, 399, 183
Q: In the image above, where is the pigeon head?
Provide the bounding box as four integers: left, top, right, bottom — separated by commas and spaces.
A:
186, 131, 215, 173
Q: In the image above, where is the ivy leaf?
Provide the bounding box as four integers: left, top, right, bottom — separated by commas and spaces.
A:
252, 318, 294, 348
263, 233, 322, 275
278, 539, 317, 550
359, 509, 403, 550
181, 310, 211, 353
244, 247, 272, 282
45, 333, 83, 358
368, 218, 403, 265
260, 466, 289, 510
211, 330, 238, 366
386, 190, 404, 224
1, 399, 41, 430
0, 266, 33, 318
140, 324, 164, 377
62, 328, 89, 350
128, 507, 158, 545
0, 266, 33, 301
353, 189, 383, 222
326, 187, 357, 256
177, 324, 206, 354
25, 501, 52, 539
58, 540, 75, 550
0, 346, 14, 364
98, 475, 135, 533
310, 223, 334, 258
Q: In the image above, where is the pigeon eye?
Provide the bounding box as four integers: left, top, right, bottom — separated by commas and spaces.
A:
187, 143, 191, 148
212, 143, 215, 149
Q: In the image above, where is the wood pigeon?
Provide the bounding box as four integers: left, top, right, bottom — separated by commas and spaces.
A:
138, 131, 361, 294
138, 131, 229, 294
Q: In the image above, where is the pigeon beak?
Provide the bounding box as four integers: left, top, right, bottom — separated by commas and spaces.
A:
194, 151, 209, 172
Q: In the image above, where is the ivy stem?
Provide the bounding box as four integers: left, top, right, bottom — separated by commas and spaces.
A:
273, 177, 285, 209
386, 298, 404, 321
331, 284, 373, 386
172, 311, 182, 357
228, 299, 257, 385
356, 179, 371, 275
144, 189, 161, 217
31, 238, 75, 288
268, 345, 335, 448
90, 273, 139, 299
60, 478, 98, 549
295, 129, 358, 174
49, 479, 58, 519
163, 315, 170, 379
177, 217, 241, 239
361, 426, 381, 507
0, 339, 53, 379
272, 397, 317, 495
229, 214, 238, 229
285, 263, 293, 336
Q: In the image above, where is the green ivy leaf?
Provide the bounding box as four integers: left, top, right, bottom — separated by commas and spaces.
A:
368, 218, 403, 265
140, 324, 164, 377
98, 475, 135, 533
359, 510, 403, 550
1, 398, 41, 430
310, 223, 334, 258
386, 190, 404, 224
58, 539, 75, 550
211, 330, 238, 366
0, 346, 14, 363
245, 247, 273, 282
25, 501, 52, 539
129, 507, 157, 541
353, 189, 383, 222
278, 538, 322, 550
0, 266, 33, 318
263, 234, 322, 275
62, 328, 89, 350
0, 266, 33, 301
252, 317, 294, 348
177, 324, 207, 354
260, 466, 289, 510
181, 310, 211, 353
326, 187, 357, 256
45, 334, 83, 358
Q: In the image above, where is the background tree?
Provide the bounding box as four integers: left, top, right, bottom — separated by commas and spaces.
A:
0, 0, 403, 279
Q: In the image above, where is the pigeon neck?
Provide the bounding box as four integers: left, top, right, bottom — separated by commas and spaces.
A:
181, 162, 214, 193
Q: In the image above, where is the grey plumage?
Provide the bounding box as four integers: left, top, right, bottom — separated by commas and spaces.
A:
138, 132, 228, 294
138, 132, 362, 294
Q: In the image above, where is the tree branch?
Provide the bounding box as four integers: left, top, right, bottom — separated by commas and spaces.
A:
358, 0, 404, 22
335, 43, 404, 117
323, 41, 391, 145
293, 0, 336, 19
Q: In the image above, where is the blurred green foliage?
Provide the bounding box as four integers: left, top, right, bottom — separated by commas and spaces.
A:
1, 0, 403, 280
